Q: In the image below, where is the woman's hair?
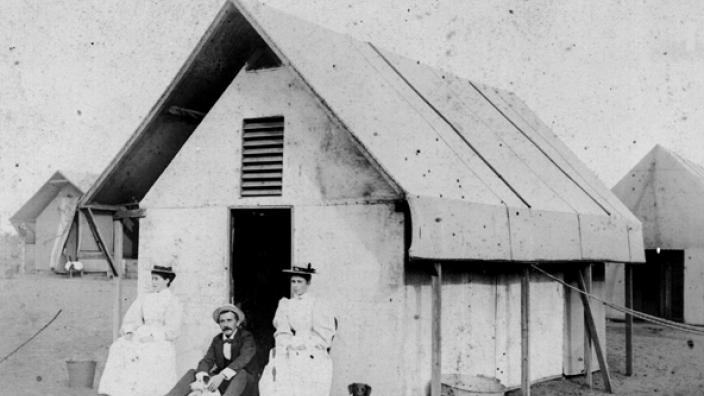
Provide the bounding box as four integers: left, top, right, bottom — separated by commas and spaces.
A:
152, 272, 175, 287
290, 273, 311, 283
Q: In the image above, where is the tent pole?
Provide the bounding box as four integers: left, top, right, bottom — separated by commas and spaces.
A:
112, 219, 124, 341
521, 266, 530, 396
583, 264, 592, 389
577, 270, 613, 393
431, 262, 442, 396
625, 263, 634, 376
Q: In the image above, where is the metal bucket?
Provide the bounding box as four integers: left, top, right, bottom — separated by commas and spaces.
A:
66, 360, 96, 388
441, 374, 506, 396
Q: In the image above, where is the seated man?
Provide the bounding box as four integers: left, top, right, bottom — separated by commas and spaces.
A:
165, 304, 257, 396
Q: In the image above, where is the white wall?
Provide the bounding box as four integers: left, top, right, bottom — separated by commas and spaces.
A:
684, 248, 704, 325
34, 184, 80, 271
138, 64, 580, 394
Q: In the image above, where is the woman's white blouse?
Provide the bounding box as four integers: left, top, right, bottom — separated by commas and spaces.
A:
120, 288, 183, 341
273, 293, 336, 350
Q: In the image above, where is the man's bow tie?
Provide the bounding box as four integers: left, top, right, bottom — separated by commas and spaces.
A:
224, 338, 234, 344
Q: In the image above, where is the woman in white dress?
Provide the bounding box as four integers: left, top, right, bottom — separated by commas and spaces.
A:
97, 265, 183, 396
259, 264, 337, 396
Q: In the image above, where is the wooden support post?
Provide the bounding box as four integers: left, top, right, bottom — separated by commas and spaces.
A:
431, 263, 442, 396
83, 208, 118, 277
521, 266, 531, 396
625, 263, 634, 376
577, 271, 613, 393
583, 265, 592, 388
112, 219, 124, 341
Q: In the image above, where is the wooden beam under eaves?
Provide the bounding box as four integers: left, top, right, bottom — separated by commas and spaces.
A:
114, 208, 146, 220
167, 105, 205, 121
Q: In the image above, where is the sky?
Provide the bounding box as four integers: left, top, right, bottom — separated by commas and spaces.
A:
1, 0, 703, 233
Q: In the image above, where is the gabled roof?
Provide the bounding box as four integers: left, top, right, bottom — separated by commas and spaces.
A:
10, 170, 97, 226
83, 0, 643, 263
612, 145, 704, 249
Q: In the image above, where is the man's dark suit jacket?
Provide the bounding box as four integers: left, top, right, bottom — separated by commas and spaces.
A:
196, 328, 257, 376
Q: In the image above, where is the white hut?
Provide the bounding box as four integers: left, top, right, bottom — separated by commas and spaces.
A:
10, 170, 138, 274
607, 145, 704, 324
82, 1, 643, 394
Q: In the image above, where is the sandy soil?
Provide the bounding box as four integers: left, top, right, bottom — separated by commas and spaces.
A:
0, 273, 137, 396
2, 273, 704, 395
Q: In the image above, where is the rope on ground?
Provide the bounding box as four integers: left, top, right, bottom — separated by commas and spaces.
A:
531, 264, 704, 336
0, 309, 63, 365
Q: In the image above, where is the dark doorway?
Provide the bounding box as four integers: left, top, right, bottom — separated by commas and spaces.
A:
633, 249, 685, 322
231, 208, 291, 373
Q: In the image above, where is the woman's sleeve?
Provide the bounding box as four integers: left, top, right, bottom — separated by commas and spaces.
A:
272, 298, 292, 348
153, 295, 183, 341
120, 296, 144, 334
311, 299, 337, 349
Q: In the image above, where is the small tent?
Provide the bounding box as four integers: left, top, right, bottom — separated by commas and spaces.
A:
10, 171, 138, 274
607, 145, 704, 324
83, 1, 643, 394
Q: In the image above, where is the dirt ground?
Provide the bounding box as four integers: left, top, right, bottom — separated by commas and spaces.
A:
2, 273, 704, 396
0, 273, 137, 396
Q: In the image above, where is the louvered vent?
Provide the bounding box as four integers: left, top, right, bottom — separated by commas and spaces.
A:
241, 116, 284, 197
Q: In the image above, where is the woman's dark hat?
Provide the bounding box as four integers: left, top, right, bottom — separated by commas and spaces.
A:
212, 304, 246, 325
150, 265, 176, 280
282, 263, 317, 276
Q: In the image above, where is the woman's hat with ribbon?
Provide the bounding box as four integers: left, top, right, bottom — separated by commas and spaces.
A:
281, 262, 317, 276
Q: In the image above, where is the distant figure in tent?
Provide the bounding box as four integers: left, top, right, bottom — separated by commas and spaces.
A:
98, 265, 183, 396
259, 264, 337, 396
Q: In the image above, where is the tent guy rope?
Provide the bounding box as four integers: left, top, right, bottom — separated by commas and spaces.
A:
0, 309, 62, 365
531, 265, 704, 336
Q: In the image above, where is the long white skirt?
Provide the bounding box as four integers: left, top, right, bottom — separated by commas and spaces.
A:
259, 348, 332, 396
97, 336, 177, 396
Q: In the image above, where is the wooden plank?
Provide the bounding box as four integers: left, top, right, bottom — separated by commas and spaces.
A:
243, 147, 284, 155
113, 208, 146, 219
521, 266, 530, 396
242, 157, 284, 164
241, 189, 282, 196
167, 105, 205, 120
242, 130, 284, 138
577, 271, 614, 393
242, 163, 283, 171
112, 219, 124, 341
431, 263, 442, 396
82, 203, 123, 211
242, 172, 283, 180
625, 263, 634, 376
243, 121, 284, 130
243, 139, 284, 147
584, 265, 592, 388
83, 208, 118, 277
242, 180, 283, 187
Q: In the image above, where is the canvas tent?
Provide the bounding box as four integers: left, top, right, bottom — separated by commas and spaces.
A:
606, 145, 704, 324
10, 170, 138, 274
82, 1, 643, 394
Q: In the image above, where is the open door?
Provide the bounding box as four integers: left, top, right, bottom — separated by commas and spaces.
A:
633, 249, 684, 322
231, 208, 291, 373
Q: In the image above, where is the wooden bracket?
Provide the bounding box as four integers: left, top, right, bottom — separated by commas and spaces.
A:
431, 262, 442, 396
114, 208, 146, 220
521, 266, 531, 396
577, 270, 613, 393
624, 264, 634, 376
83, 208, 118, 277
